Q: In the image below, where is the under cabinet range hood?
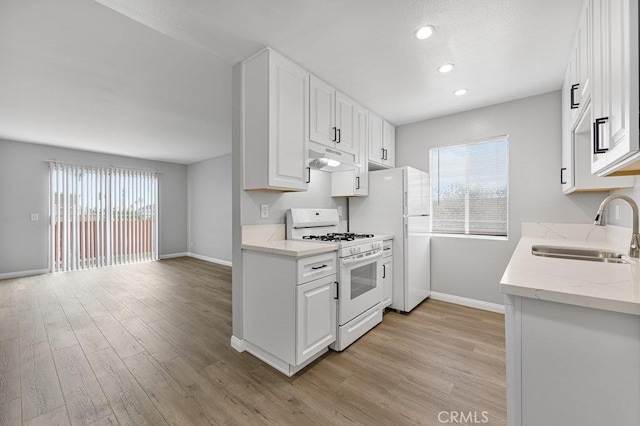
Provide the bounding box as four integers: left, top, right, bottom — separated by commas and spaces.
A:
307, 147, 359, 172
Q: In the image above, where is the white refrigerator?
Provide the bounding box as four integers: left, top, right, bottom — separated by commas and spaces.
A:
349, 166, 431, 312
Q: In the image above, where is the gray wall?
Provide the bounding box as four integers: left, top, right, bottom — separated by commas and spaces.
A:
609, 178, 640, 228
0, 139, 188, 275
396, 91, 604, 304
187, 154, 232, 263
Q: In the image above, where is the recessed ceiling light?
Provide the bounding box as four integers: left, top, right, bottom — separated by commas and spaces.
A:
454, 89, 468, 96
438, 63, 455, 73
415, 25, 434, 40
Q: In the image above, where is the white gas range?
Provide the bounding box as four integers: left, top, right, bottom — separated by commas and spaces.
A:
286, 208, 384, 351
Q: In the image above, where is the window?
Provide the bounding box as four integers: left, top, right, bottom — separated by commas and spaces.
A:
49, 162, 159, 272
429, 137, 508, 237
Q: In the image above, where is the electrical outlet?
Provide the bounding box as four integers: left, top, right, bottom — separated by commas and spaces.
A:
30, 213, 38, 222
337, 206, 343, 217
260, 204, 269, 219
615, 204, 620, 220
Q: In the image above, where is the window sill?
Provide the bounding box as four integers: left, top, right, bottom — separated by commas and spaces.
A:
430, 233, 508, 241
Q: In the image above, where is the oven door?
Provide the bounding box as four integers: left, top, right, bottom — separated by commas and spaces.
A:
339, 249, 383, 325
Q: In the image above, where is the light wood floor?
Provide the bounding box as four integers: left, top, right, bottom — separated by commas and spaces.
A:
0, 257, 506, 425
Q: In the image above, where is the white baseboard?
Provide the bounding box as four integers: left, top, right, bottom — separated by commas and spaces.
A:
0, 268, 49, 280
159, 252, 190, 259
430, 291, 505, 314
189, 253, 232, 267
230, 335, 246, 352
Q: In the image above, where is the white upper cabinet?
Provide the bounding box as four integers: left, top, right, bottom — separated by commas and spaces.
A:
243, 48, 310, 191
369, 113, 395, 169
591, 0, 640, 176
309, 76, 357, 159
331, 103, 369, 197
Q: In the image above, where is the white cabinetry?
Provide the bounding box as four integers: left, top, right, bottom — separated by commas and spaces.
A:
369, 113, 395, 169
590, 0, 640, 176
243, 250, 337, 376
560, 0, 634, 191
309, 75, 358, 161
243, 48, 310, 191
505, 295, 640, 426
331, 104, 369, 197
381, 239, 393, 309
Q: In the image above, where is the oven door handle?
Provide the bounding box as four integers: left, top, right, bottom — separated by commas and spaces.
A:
341, 250, 383, 266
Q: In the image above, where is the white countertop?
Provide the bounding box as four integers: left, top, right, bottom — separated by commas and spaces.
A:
500, 223, 640, 316
241, 240, 338, 258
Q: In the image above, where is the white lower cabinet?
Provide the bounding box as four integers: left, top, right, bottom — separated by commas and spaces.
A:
381, 239, 393, 309
243, 249, 337, 376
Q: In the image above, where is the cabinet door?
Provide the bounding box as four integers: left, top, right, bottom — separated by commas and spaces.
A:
382, 258, 393, 309
354, 104, 369, 196
335, 92, 357, 156
296, 275, 337, 365
368, 112, 384, 166
561, 66, 575, 192
592, 0, 640, 173
268, 52, 309, 190
309, 76, 336, 147
577, 1, 591, 106
383, 121, 395, 167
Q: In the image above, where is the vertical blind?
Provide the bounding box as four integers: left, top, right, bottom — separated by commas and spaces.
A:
430, 137, 508, 237
49, 162, 159, 272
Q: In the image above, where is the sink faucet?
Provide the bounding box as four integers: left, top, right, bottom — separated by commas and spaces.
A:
594, 194, 640, 258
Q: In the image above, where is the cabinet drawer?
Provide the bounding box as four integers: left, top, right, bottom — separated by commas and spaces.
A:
383, 240, 393, 258
298, 252, 337, 284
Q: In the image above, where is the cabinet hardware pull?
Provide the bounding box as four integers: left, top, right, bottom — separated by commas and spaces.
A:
381, 148, 385, 160
311, 264, 328, 270
306, 167, 311, 183
383, 247, 391, 251
593, 117, 609, 154
383, 264, 386, 278
383, 148, 388, 160
334, 281, 339, 299
560, 167, 567, 185
337, 128, 341, 143
570, 83, 580, 109
356, 176, 360, 189
332, 126, 337, 142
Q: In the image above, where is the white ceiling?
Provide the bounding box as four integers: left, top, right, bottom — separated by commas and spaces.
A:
0, 0, 583, 164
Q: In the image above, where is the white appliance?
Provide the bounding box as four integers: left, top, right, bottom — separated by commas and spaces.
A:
286, 208, 384, 351
349, 166, 431, 313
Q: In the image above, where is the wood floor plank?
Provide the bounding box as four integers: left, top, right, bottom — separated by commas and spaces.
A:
146, 319, 219, 370
119, 317, 179, 363
0, 307, 19, 343
20, 341, 65, 421
0, 398, 21, 425
87, 348, 166, 426
52, 345, 113, 425
42, 307, 78, 351
0, 338, 20, 405
92, 314, 144, 360
23, 406, 70, 426
18, 308, 47, 348
66, 312, 110, 355
88, 413, 120, 425
123, 351, 213, 425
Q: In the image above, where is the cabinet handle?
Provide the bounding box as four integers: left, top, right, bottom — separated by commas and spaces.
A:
332, 126, 337, 142
570, 84, 580, 109
337, 128, 341, 143
383, 247, 391, 251
356, 176, 360, 189
381, 148, 385, 160
383, 149, 388, 160
311, 264, 328, 270
334, 281, 339, 299
383, 264, 386, 279
560, 167, 567, 185
593, 117, 609, 154
306, 167, 311, 183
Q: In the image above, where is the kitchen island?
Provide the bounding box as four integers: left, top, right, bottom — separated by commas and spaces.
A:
501, 223, 640, 426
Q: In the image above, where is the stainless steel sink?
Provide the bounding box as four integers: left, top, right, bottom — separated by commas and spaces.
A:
531, 245, 630, 264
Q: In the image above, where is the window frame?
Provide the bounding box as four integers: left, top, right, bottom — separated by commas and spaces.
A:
429, 135, 509, 240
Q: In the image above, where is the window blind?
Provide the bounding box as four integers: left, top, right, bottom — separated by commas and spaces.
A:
430, 137, 508, 237
49, 162, 159, 272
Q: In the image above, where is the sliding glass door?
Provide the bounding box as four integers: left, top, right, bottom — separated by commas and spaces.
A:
49, 162, 159, 272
